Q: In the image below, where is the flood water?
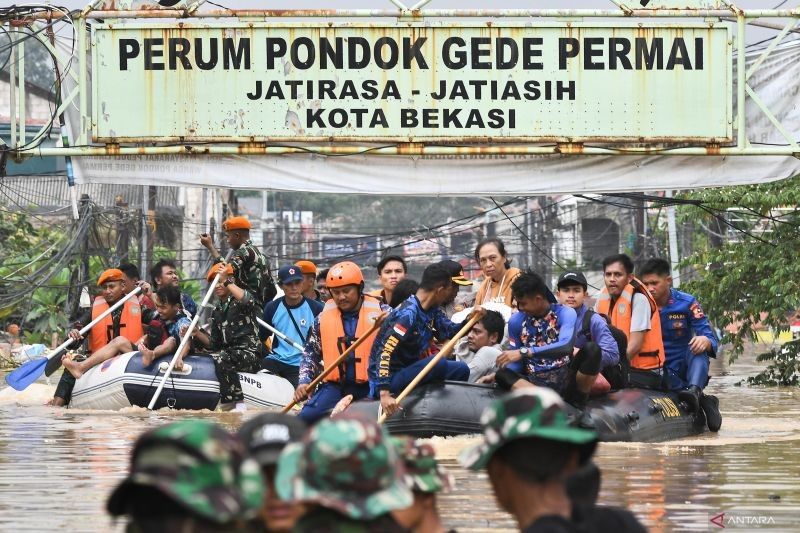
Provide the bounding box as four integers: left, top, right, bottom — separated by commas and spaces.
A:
1, 344, 798, 532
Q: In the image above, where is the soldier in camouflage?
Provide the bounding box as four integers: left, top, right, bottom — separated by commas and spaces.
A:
391, 436, 453, 533
275, 414, 412, 532
460, 388, 646, 533
107, 419, 264, 531
200, 215, 276, 308
194, 263, 262, 412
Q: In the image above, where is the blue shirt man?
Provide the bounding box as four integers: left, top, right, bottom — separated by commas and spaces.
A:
369, 262, 474, 417
498, 270, 577, 394
261, 265, 324, 388
640, 259, 721, 430
556, 270, 621, 399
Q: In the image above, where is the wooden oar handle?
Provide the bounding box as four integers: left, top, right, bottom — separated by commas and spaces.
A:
378, 313, 481, 424
281, 317, 383, 414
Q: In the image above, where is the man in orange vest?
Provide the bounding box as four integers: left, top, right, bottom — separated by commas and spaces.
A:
292, 261, 388, 423
594, 254, 666, 389
51, 269, 145, 406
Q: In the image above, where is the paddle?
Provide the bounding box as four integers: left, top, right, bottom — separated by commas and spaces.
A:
378, 313, 481, 424
147, 252, 233, 410
6, 287, 142, 391
257, 317, 305, 352
280, 317, 384, 414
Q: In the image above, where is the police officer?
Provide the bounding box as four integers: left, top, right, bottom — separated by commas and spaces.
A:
193, 263, 262, 412
640, 258, 721, 431
200, 216, 275, 307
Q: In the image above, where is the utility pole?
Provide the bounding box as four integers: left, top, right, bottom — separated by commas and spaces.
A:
665, 190, 681, 287
220, 202, 229, 257
633, 195, 646, 271
115, 195, 129, 263
146, 185, 157, 274
68, 195, 92, 321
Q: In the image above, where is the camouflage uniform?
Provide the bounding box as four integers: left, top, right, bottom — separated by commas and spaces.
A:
210, 291, 262, 404
107, 420, 264, 524
391, 436, 453, 494
276, 415, 412, 528
460, 387, 598, 471
216, 239, 273, 308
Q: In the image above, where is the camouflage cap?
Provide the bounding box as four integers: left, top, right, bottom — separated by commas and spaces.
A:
391, 436, 453, 494
459, 388, 598, 471
275, 415, 413, 520
107, 420, 265, 524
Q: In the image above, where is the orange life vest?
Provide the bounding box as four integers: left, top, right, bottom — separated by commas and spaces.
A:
319, 296, 382, 383
88, 296, 144, 353
595, 278, 665, 370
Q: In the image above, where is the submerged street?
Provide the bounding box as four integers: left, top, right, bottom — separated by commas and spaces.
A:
1, 344, 798, 532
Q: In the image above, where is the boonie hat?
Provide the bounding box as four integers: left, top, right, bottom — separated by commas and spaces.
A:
278, 265, 304, 285
222, 216, 251, 231
438, 259, 473, 286
237, 413, 306, 467
557, 271, 588, 290
459, 388, 598, 471
295, 260, 317, 276
107, 420, 264, 524
391, 436, 453, 494
275, 415, 412, 520
97, 268, 125, 286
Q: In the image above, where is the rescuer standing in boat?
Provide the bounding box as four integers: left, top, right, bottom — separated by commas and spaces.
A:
639, 258, 722, 431
200, 216, 276, 308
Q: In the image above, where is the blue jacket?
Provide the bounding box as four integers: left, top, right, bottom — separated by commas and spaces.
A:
660, 288, 718, 363
574, 304, 620, 369
368, 295, 463, 391
262, 296, 324, 366
507, 303, 576, 375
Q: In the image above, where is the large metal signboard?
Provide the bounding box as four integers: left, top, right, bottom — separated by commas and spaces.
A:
93, 23, 731, 142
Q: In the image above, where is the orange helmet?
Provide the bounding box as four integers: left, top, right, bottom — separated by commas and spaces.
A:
327, 261, 364, 288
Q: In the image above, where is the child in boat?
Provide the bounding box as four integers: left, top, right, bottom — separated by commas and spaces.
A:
191, 263, 261, 412
51, 269, 146, 406
61, 284, 191, 379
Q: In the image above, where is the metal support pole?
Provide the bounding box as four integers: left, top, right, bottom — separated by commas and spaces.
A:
78, 13, 88, 145
737, 14, 747, 148
9, 24, 16, 150
17, 37, 25, 146
665, 190, 681, 288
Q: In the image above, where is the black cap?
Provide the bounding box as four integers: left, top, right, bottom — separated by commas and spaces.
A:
437, 259, 473, 286
237, 413, 306, 466
557, 271, 588, 289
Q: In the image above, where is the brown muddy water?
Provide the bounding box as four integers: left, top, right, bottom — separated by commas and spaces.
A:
1, 344, 798, 532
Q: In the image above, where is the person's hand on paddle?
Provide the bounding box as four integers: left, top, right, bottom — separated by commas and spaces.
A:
477, 373, 496, 384
689, 335, 712, 354
496, 349, 523, 368
137, 280, 152, 295
294, 383, 310, 403
471, 305, 487, 319
215, 263, 230, 283
67, 329, 83, 342
374, 311, 389, 327
380, 389, 401, 417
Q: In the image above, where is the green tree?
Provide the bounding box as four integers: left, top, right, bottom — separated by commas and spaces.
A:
680, 177, 800, 385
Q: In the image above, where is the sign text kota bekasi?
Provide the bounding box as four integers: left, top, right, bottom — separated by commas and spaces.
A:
93, 23, 732, 142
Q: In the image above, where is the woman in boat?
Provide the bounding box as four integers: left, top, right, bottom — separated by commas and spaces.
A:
473, 238, 521, 308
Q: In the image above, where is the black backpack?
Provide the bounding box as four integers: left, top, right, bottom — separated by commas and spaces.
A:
580, 309, 630, 390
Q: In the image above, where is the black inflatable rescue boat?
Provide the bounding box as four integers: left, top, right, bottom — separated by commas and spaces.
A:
348, 381, 707, 442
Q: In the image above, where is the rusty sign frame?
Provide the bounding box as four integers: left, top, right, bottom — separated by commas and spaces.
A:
3, 0, 800, 158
